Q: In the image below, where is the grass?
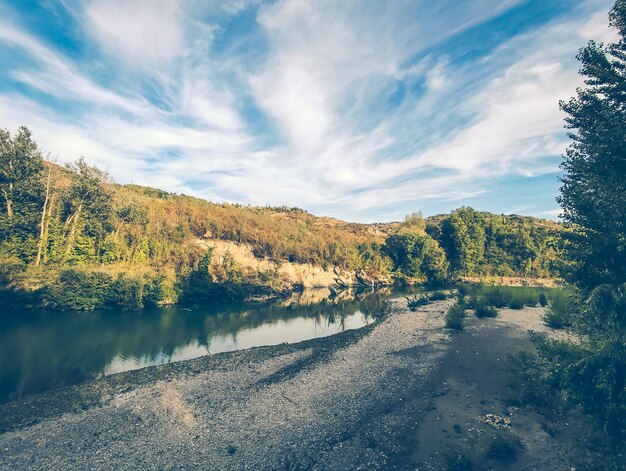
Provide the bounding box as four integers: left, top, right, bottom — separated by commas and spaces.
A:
406, 295, 429, 311
475, 302, 498, 318
457, 285, 570, 311
542, 289, 573, 329
446, 303, 466, 330
406, 291, 449, 311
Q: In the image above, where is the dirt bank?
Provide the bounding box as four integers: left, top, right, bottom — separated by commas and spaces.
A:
200, 239, 391, 289
0, 300, 591, 470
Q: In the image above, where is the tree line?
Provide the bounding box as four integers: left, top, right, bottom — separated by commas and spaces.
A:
1, 128, 565, 310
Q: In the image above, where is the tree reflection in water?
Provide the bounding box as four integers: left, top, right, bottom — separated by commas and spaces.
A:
0, 286, 413, 403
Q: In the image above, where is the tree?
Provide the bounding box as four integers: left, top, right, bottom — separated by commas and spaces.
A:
539, 0, 626, 442
558, 0, 626, 290
384, 231, 448, 283
404, 211, 426, 230
440, 207, 486, 275
63, 157, 112, 261
0, 126, 43, 220
36, 156, 59, 266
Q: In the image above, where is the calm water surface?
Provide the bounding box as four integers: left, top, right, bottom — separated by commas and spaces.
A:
0, 286, 421, 402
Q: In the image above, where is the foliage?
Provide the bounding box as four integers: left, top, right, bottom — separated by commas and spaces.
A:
406, 294, 429, 311
440, 207, 486, 275
557, 1, 626, 290
446, 303, 466, 330
474, 302, 498, 318
384, 231, 449, 283
406, 291, 449, 311
528, 1, 626, 450
0, 127, 567, 310
430, 208, 563, 278
403, 211, 426, 229
429, 291, 448, 301
542, 290, 575, 329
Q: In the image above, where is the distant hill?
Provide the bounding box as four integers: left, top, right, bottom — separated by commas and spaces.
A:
0, 130, 566, 310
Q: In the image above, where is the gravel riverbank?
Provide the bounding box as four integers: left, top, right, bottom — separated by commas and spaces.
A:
1, 299, 589, 470
0, 299, 453, 470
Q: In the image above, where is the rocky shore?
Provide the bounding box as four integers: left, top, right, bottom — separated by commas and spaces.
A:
0, 299, 588, 470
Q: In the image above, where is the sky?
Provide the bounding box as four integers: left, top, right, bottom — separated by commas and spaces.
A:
0, 0, 618, 222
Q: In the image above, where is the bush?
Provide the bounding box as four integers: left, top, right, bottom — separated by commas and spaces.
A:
475, 302, 498, 318
45, 269, 113, 310
110, 275, 144, 311
538, 292, 548, 307
542, 290, 573, 329
407, 294, 429, 311
507, 298, 525, 310
457, 284, 471, 302
0, 252, 25, 281
407, 291, 449, 311
482, 288, 511, 308
429, 291, 448, 301
446, 303, 466, 330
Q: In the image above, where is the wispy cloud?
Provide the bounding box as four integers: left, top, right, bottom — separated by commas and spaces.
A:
0, 0, 616, 221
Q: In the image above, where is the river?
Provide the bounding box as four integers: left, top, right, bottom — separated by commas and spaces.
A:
0, 285, 423, 403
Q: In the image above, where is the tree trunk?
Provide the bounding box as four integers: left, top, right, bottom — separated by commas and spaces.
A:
36, 166, 52, 266
41, 192, 56, 264
64, 204, 82, 259
3, 182, 13, 219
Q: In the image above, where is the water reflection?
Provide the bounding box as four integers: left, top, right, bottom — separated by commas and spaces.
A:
0, 287, 415, 402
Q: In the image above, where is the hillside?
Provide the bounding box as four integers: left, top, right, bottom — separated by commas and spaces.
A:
0, 129, 565, 310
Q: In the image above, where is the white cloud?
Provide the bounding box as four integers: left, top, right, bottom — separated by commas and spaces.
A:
84, 0, 185, 65
0, 0, 617, 221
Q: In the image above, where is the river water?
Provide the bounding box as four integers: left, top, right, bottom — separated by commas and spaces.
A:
0, 286, 422, 403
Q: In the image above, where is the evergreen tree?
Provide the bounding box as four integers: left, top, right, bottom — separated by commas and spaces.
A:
558, 0, 626, 290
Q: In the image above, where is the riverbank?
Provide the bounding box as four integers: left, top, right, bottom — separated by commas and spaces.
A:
0, 298, 593, 470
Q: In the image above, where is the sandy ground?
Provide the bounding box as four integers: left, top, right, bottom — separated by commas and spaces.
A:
0, 299, 594, 470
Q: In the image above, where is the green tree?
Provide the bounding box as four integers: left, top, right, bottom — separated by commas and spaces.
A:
0, 126, 43, 220
403, 211, 426, 230
63, 157, 112, 262
384, 231, 448, 283
538, 0, 626, 443
558, 0, 626, 290
440, 207, 486, 275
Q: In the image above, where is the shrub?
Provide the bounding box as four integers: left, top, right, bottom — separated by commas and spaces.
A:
446, 303, 466, 330
542, 290, 572, 329
507, 298, 525, 310
407, 291, 449, 310
429, 291, 448, 301
110, 275, 144, 311
475, 302, 498, 318
538, 292, 548, 307
482, 288, 510, 308
45, 269, 113, 310
407, 294, 429, 311
457, 284, 471, 302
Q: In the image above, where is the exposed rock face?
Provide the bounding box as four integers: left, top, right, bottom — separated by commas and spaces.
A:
198, 239, 390, 289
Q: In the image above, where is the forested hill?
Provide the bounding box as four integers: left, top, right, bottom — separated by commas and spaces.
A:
1, 127, 564, 310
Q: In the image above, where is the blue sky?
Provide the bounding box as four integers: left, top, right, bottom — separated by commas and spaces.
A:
0, 0, 618, 222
